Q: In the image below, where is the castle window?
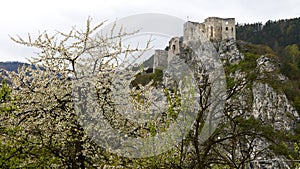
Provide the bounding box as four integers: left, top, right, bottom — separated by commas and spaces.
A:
232, 27, 234, 33
172, 45, 176, 51
210, 26, 213, 37
226, 27, 228, 31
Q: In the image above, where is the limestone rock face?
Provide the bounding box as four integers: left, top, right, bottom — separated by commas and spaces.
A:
256, 55, 278, 73
253, 54, 298, 131
248, 54, 300, 168
217, 39, 244, 64
246, 56, 298, 169
252, 82, 298, 131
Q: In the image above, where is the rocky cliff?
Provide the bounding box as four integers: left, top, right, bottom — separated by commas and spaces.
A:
218, 39, 299, 168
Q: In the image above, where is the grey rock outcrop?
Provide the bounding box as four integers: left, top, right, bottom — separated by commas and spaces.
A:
217, 39, 244, 64
253, 82, 298, 131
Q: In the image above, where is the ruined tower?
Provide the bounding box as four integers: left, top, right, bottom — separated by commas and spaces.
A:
204, 17, 236, 41
184, 17, 236, 41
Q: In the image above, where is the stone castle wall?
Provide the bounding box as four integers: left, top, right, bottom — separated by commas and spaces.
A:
183, 21, 205, 41
153, 49, 168, 70
184, 17, 236, 41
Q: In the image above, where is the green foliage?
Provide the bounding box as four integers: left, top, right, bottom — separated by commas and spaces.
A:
234, 42, 276, 73
285, 44, 300, 63
279, 44, 300, 112
0, 80, 11, 104
164, 88, 181, 120
0, 81, 21, 168
0, 80, 63, 168
240, 52, 259, 72
289, 142, 300, 168
238, 42, 277, 57
281, 44, 300, 80
148, 121, 157, 137
130, 69, 163, 88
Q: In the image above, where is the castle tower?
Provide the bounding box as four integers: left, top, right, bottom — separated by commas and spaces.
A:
168, 37, 181, 55
221, 18, 236, 40
203, 17, 236, 41
168, 37, 184, 63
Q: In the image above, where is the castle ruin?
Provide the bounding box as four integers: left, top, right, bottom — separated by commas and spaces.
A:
184, 17, 236, 41
153, 17, 236, 72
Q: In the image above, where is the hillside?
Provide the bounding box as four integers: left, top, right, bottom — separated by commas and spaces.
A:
237, 17, 300, 115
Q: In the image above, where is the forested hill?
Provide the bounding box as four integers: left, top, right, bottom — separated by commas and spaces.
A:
236, 17, 300, 51
0, 61, 30, 72
0, 62, 30, 82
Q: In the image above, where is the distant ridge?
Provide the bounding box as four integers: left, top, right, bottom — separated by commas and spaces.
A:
0, 61, 29, 83
0, 61, 30, 72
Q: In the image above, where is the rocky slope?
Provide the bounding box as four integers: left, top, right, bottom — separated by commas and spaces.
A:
218, 39, 299, 168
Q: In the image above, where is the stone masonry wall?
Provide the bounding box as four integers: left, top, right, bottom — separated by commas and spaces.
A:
153, 49, 168, 71
184, 17, 236, 41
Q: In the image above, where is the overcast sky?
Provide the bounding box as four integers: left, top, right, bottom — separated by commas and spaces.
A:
1, 0, 300, 62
